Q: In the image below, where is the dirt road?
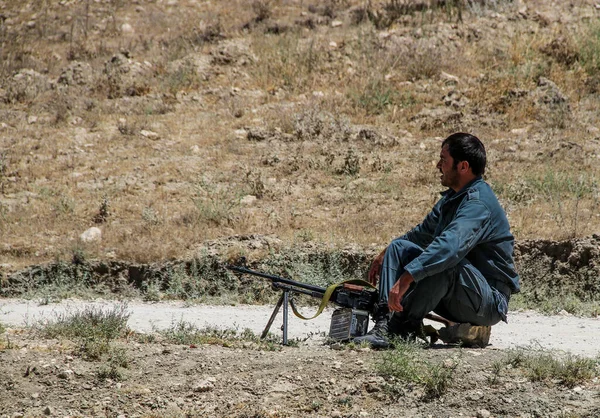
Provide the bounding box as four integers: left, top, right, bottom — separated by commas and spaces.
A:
1, 299, 598, 357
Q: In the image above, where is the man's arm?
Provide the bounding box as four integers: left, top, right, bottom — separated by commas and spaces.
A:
404, 199, 491, 282
368, 199, 442, 285
388, 271, 414, 312
398, 198, 442, 248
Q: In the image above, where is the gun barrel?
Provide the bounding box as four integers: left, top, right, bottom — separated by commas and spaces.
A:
227, 265, 327, 294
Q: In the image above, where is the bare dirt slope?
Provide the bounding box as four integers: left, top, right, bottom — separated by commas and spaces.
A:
2, 0, 600, 269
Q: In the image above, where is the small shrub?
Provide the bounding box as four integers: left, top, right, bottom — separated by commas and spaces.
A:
376, 339, 456, 400
53, 195, 75, 217
81, 338, 111, 360
141, 207, 162, 226
252, 0, 272, 23
163, 63, 200, 95
142, 278, 163, 302
504, 348, 599, 388
422, 363, 454, 400
107, 346, 129, 369
35, 303, 130, 342
245, 170, 265, 198
405, 44, 442, 81
96, 364, 124, 381
337, 148, 361, 176
0, 151, 7, 194
488, 360, 503, 385
92, 196, 110, 224
353, 79, 397, 115
191, 180, 241, 227
377, 339, 422, 383
34, 304, 130, 360
577, 22, 600, 77
158, 320, 281, 350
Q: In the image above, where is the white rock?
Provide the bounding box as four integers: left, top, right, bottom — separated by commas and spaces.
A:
140, 130, 159, 140
558, 309, 570, 316
121, 23, 134, 33
193, 380, 214, 392
27, 115, 38, 124
477, 409, 491, 418
80, 227, 102, 243
511, 127, 529, 135
331, 20, 343, 27
240, 195, 257, 206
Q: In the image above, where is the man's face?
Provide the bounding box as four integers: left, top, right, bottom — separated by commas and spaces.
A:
437, 145, 459, 189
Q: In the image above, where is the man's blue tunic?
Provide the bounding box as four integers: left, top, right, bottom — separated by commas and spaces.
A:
379, 177, 520, 325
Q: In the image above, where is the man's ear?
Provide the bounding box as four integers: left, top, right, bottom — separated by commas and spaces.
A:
458, 160, 470, 173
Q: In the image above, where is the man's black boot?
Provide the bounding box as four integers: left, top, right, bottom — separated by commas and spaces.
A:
388, 312, 425, 342
352, 305, 391, 349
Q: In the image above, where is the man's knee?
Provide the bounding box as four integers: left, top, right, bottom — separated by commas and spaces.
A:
385, 239, 422, 263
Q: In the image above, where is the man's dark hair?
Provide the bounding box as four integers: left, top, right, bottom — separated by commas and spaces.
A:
442, 132, 486, 176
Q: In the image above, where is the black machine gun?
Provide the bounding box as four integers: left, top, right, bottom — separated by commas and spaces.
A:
227, 265, 378, 345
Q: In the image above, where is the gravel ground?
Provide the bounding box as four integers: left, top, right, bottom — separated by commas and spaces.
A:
1, 299, 599, 357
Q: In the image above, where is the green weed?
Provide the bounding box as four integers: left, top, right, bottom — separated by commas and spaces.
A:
191, 180, 241, 227
337, 148, 361, 176
376, 339, 456, 400
510, 293, 600, 317
157, 319, 282, 350
576, 22, 600, 77
34, 303, 130, 360
353, 79, 397, 115
251, 31, 322, 92
504, 347, 599, 388
404, 44, 442, 81
163, 62, 201, 95
141, 206, 162, 226
34, 303, 130, 340
488, 360, 503, 385
263, 249, 352, 289
142, 278, 163, 302
12, 261, 102, 301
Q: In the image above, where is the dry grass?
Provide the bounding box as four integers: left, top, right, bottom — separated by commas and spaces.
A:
1, 0, 600, 269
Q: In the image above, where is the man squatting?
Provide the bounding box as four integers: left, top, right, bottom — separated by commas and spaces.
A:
354, 132, 520, 349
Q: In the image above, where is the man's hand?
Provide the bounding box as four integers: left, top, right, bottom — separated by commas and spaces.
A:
368, 248, 387, 286
388, 271, 415, 312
